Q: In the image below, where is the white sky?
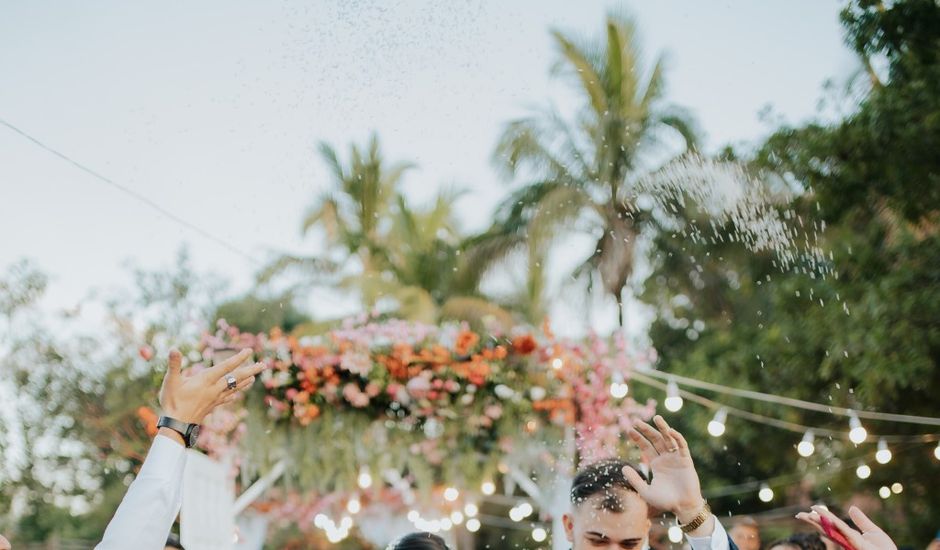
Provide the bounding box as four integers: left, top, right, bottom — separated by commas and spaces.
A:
0, 0, 856, 335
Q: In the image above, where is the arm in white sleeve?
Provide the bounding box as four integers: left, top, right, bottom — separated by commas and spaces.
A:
687, 516, 731, 550
96, 434, 187, 550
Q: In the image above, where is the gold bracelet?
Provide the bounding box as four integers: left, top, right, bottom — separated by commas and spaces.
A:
679, 502, 711, 534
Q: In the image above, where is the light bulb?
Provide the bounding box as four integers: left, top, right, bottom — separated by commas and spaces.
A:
444, 487, 460, 502
509, 507, 525, 522
357, 468, 373, 489
464, 503, 479, 517
346, 498, 361, 514
934, 442, 940, 460
875, 439, 892, 464
758, 484, 774, 502
708, 409, 727, 437
798, 430, 816, 457
481, 480, 496, 495
856, 463, 871, 479
466, 518, 481, 532
532, 527, 547, 542
849, 412, 867, 444
891, 482, 903, 494
407, 510, 420, 522
610, 382, 629, 399
519, 502, 534, 517
668, 525, 684, 543
664, 379, 683, 412
878, 486, 891, 499
551, 358, 563, 370
450, 511, 464, 525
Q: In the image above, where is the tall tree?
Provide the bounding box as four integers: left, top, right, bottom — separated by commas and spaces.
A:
262, 135, 513, 329
489, 14, 697, 326
641, 0, 940, 543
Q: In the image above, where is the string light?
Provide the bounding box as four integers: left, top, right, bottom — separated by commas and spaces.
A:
934, 442, 940, 460
668, 525, 684, 543
878, 486, 891, 499
444, 487, 460, 502
610, 372, 629, 399
551, 358, 563, 370
849, 412, 868, 444
665, 379, 684, 412
532, 527, 547, 542
798, 430, 816, 457
856, 463, 871, 479
450, 511, 464, 525
346, 498, 361, 514
891, 482, 903, 494
464, 503, 479, 517
875, 439, 892, 464
708, 408, 728, 437
466, 518, 481, 532
481, 480, 496, 495
758, 483, 774, 502
357, 467, 373, 489
509, 507, 525, 522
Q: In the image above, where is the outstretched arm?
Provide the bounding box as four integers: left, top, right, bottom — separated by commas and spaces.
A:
96, 348, 263, 550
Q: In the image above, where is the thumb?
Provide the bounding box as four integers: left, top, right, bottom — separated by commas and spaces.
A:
623, 465, 650, 497
166, 349, 183, 380
847, 506, 881, 534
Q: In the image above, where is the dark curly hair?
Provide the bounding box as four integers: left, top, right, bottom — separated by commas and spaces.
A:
391, 532, 450, 550
570, 458, 650, 512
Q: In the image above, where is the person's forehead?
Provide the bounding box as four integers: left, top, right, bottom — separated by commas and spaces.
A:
572, 498, 649, 537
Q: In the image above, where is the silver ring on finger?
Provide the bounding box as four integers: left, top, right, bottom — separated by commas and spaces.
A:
225, 374, 237, 391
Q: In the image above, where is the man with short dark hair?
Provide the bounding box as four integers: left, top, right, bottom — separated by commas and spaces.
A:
729, 517, 761, 550
563, 415, 737, 550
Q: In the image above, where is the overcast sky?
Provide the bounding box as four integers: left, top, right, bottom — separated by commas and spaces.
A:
0, 0, 856, 335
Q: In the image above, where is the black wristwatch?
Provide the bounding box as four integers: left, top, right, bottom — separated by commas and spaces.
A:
157, 415, 201, 448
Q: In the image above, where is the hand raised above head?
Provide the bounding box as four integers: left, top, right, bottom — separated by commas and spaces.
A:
158, 348, 265, 425
622, 415, 706, 525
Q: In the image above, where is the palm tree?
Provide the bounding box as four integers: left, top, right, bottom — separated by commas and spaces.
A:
258, 133, 412, 306
490, 14, 698, 326
260, 134, 512, 330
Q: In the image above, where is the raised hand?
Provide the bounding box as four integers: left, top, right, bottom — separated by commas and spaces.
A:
622, 415, 708, 526
159, 348, 264, 424
797, 505, 897, 550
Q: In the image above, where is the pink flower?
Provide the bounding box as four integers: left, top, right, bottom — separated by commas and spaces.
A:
484, 404, 503, 420
406, 375, 432, 400
339, 351, 372, 377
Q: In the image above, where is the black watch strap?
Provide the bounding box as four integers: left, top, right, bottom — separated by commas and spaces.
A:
157, 415, 201, 448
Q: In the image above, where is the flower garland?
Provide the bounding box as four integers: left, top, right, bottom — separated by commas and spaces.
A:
189, 317, 656, 530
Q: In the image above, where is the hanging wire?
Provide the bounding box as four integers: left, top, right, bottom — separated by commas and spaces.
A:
631, 372, 940, 443
0, 117, 261, 267
639, 368, 940, 426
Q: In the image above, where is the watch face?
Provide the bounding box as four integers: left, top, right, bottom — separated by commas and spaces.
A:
188, 425, 201, 447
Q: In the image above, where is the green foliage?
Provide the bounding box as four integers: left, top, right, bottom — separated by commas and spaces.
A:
214, 293, 311, 334
642, 0, 940, 543
490, 13, 698, 325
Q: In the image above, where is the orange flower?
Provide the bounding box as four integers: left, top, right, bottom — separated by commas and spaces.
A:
136, 406, 158, 437
453, 360, 491, 385
455, 330, 480, 356
512, 334, 537, 355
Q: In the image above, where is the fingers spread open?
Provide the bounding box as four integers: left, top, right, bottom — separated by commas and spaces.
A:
636, 421, 670, 454
208, 348, 254, 381
628, 427, 659, 463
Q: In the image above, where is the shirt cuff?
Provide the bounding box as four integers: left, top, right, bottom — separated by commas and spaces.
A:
687, 516, 730, 550
137, 434, 188, 480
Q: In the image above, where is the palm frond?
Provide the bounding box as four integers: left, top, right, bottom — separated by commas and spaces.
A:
256, 254, 339, 285
551, 30, 608, 117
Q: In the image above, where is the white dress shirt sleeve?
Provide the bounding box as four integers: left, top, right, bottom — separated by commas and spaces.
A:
686, 516, 731, 550
96, 434, 188, 550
